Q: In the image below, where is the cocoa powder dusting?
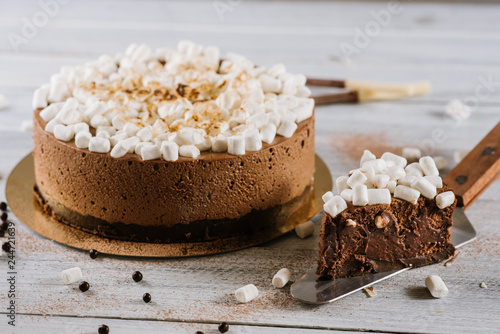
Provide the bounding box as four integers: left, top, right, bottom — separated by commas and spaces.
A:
330, 132, 405, 162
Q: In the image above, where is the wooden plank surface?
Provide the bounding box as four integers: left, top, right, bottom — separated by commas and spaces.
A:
0, 1, 500, 333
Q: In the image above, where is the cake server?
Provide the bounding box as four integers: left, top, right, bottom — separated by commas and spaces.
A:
291, 122, 500, 304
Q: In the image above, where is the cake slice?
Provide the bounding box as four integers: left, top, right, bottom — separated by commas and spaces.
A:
317, 151, 456, 279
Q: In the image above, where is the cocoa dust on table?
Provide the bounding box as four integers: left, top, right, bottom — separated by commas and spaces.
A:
330, 132, 405, 162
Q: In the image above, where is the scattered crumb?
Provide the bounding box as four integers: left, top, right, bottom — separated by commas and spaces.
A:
21, 120, 33, 132
0, 94, 9, 110
445, 99, 471, 121
444, 252, 460, 267
363, 286, 377, 297
480, 282, 487, 289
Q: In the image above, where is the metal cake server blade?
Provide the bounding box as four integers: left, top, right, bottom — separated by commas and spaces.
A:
292, 122, 500, 304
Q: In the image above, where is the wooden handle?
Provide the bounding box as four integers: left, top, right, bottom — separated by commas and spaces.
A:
306, 78, 345, 88
312, 91, 358, 105
444, 122, 500, 209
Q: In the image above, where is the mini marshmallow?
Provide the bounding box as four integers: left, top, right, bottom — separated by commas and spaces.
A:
425, 275, 449, 298
57, 98, 82, 125
235, 284, 259, 303
322, 191, 334, 204
122, 136, 141, 153
40, 103, 63, 122
335, 175, 349, 194
405, 162, 424, 177
134, 141, 154, 155
110, 132, 129, 147
111, 115, 127, 130
246, 111, 268, 129
259, 74, 282, 93
367, 188, 391, 205
419, 156, 439, 176
137, 126, 154, 142
179, 127, 203, 145
74, 122, 90, 133
372, 174, 390, 189
141, 145, 161, 160
394, 185, 420, 204
244, 129, 262, 152
347, 170, 368, 188
228, 135, 245, 155
54, 124, 75, 142
360, 150, 376, 166
295, 220, 315, 239
362, 159, 387, 174
179, 145, 200, 158
88, 137, 110, 153
445, 99, 470, 121
161, 141, 179, 161
324, 195, 348, 218
436, 191, 455, 209
268, 63, 286, 77
398, 175, 418, 187
381, 152, 407, 168
267, 111, 281, 127
385, 166, 406, 181
110, 142, 128, 158
96, 131, 110, 139
433, 156, 448, 170
45, 118, 61, 133
90, 114, 110, 128
272, 268, 291, 289
424, 176, 443, 189
352, 184, 369, 206
48, 80, 69, 102
211, 135, 228, 153
260, 123, 277, 144
276, 120, 297, 138
33, 84, 50, 109
387, 180, 397, 193
75, 131, 92, 149
411, 178, 437, 199
124, 122, 141, 136
402, 147, 422, 162
96, 126, 116, 137
292, 98, 314, 123
340, 189, 353, 202
61, 267, 83, 284
84, 101, 107, 119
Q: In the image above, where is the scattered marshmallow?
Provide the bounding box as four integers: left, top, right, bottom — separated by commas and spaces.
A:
295, 220, 315, 239
110, 142, 128, 158
424, 175, 443, 189
45, 118, 61, 133
324, 195, 348, 218
480, 282, 487, 289
411, 178, 437, 199
385, 166, 406, 181
40, 103, 63, 122
235, 284, 259, 303
61, 267, 83, 284
454, 150, 470, 164
394, 185, 420, 204
362, 159, 387, 174
419, 156, 439, 176
211, 135, 228, 153
402, 147, 422, 162
88, 137, 111, 153
32, 85, 50, 109
74, 122, 90, 133
347, 170, 368, 188
425, 275, 449, 298
276, 120, 297, 138
436, 191, 455, 209
260, 123, 276, 144
372, 174, 390, 189
21, 120, 33, 132
340, 189, 353, 202
445, 99, 471, 121
179, 145, 200, 158
433, 156, 448, 170
244, 129, 262, 151
336, 176, 349, 194
387, 180, 397, 193
381, 152, 407, 168
141, 145, 161, 160
405, 162, 424, 177
360, 150, 376, 166
272, 268, 291, 288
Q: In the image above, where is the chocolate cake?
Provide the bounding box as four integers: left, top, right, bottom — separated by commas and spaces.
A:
31, 41, 315, 244
318, 151, 456, 279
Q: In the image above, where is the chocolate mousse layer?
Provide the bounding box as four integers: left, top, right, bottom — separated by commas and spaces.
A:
317, 187, 455, 278
33, 109, 315, 242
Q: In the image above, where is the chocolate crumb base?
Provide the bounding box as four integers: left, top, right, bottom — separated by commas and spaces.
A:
34, 183, 314, 244
317, 186, 456, 279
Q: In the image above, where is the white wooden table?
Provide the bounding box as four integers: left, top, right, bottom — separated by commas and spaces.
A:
1, 1, 499, 333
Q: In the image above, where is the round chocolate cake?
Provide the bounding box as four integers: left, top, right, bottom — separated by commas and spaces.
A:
32, 41, 315, 244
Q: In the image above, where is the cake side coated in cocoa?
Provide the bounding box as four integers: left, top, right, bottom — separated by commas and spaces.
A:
317, 186, 456, 279
33, 109, 315, 232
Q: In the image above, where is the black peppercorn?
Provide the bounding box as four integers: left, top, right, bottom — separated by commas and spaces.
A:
132, 271, 143, 282
89, 249, 99, 259
79, 281, 90, 292
143, 292, 151, 303
98, 324, 109, 334
218, 322, 229, 333
0, 202, 7, 211
2, 242, 11, 253
1, 212, 7, 221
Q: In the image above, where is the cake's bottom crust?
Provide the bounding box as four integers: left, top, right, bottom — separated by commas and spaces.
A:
34, 183, 314, 244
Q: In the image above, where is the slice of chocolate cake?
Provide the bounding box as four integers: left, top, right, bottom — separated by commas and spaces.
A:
317, 151, 456, 279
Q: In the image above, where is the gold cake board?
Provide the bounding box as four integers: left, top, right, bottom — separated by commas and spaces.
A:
6, 153, 332, 257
